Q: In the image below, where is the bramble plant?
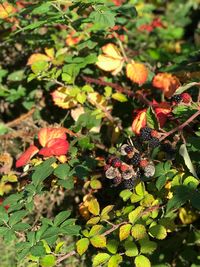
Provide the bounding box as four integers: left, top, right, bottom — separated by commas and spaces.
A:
0, 0, 200, 266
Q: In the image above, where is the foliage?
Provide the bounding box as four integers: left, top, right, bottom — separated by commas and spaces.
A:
0, 0, 200, 266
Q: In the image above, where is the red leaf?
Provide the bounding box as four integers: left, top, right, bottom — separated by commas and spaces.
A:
16, 145, 39, 168
38, 138, 69, 157
38, 127, 66, 147
132, 109, 147, 134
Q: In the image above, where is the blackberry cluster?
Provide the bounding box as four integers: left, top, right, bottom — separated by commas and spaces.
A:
123, 178, 135, 189
140, 127, 152, 141
171, 94, 182, 104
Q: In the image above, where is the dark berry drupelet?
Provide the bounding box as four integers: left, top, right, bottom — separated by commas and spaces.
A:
171, 94, 182, 104
140, 127, 152, 141
149, 137, 160, 148
111, 158, 121, 168
123, 178, 135, 189
131, 153, 141, 166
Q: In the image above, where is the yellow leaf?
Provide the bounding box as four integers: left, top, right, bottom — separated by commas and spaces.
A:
44, 48, 55, 59
90, 235, 106, 248
126, 61, 148, 86
119, 224, 132, 241
0, 182, 12, 196
27, 53, 51, 65
179, 207, 199, 224
76, 238, 90, 256
51, 87, 78, 109
88, 198, 100, 215
96, 43, 124, 75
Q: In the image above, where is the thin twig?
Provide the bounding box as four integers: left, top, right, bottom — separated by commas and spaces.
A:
160, 109, 200, 141
5, 108, 35, 128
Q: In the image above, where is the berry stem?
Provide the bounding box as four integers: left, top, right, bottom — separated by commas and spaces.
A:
160, 109, 200, 141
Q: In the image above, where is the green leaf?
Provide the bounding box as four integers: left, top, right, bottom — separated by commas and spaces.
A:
179, 144, 198, 178
53, 164, 70, 180
156, 175, 167, 190
112, 93, 128, 102
167, 185, 191, 212
93, 253, 110, 267
174, 82, 200, 95
32, 2, 51, 14
135, 255, 151, 267
124, 240, 138, 257
148, 225, 167, 240
60, 225, 81, 235
30, 244, 46, 257
108, 254, 122, 267
146, 107, 159, 129
12, 223, 30, 231
90, 9, 115, 29
76, 238, 90, 256
77, 92, 87, 104
120, 189, 132, 201
0, 226, 9, 236
7, 70, 24, 82
90, 180, 102, 190
107, 239, 118, 254
89, 225, 103, 237
119, 224, 132, 241
32, 158, 56, 186
90, 235, 106, 248
40, 255, 56, 267
31, 61, 49, 74
131, 224, 147, 240
139, 238, 157, 254
54, 211, 71, 227
9, 210, 27, 227
128, 206, 143, 224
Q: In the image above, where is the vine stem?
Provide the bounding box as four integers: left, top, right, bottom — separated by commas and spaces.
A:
160, 108, 200, 141
113, 32, 128, 62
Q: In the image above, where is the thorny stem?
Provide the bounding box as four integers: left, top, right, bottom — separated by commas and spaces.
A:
160, 108, 200, 141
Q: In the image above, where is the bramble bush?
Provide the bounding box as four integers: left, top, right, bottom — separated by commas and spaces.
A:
0, 0, 200, 266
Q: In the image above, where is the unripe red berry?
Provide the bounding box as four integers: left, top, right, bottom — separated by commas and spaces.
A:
111, 158, 121, 168
140, 159, 148, 168
120, 164, 129, 172
151, 130, 159, 138
181, 93, 192, 103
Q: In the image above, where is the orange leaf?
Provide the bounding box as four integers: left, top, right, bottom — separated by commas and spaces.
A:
132, 109, 147, 135
38, 138, 69, 157
96, 43, 124, 75
38, 128, 66, 147
0, 2, 16, 19
51, 87, 78, 109
152, 73, 180, 98
27, 53, 51, 65
126, 61, 148, 86
16, 145, 39, 168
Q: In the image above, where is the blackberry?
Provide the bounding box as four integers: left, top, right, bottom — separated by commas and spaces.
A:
149, 137, 160, 148
140, 127, 152, 141
112, 176, 122, 185
171, 94, 182, 104
124, 145, 134, 154
111, 158, 121, 168
123, 178, 135, 189
131, 153, 141, 166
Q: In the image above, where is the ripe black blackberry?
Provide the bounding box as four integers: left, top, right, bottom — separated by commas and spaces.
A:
131, 153, 141, 166
123, 178, 135, 189
112, 176, 122, 185
149, 137, 160, 148
161, 143, 176, 159
171, 94, 182, 104
140, 127, 152, 141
